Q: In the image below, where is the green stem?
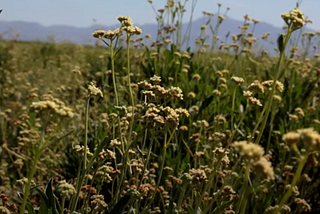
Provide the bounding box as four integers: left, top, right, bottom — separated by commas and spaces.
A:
110, 40, 119, 106
126, 33, 135, 144
70, 96, 91, 211
255, 28, 292, 144
19, 152, 40, 214
231, 87, 237, 131
273, 154, 308, 214
236, 163, 250, 214
60, 198, 66, 214
84, 96, 90, 174
266, 107, 276, 152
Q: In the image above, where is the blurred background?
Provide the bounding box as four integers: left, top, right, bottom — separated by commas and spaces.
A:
0, 0, 319, 50
1, 0, 319, 29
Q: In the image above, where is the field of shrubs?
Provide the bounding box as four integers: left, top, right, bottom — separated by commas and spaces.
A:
1, 1, 320, 214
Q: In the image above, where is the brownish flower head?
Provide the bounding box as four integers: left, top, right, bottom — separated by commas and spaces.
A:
92, 30, 105, 38
281, 8, 306, 31
231, 76, 244, 85
233, 141, 264, 163
252, 157, 275, 180
283, 131, 300, 146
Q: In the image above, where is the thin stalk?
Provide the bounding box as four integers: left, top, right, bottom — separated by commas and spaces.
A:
126, 33, 135, 143
110, 40, 119, 106
70, 96, 91, 211
137, 136, 152, 190
266, 107, 277, 152
177, 182, 188, 210
60, 198, 66, 214
145, 129, 176, 209
184, 0, 198, 49
231, 87, 237, 131
255, 27, 293, 144
236, 163, 250, 214
19, 151, 40, 214
84, 96, 90, 174
273, 154, 308, 214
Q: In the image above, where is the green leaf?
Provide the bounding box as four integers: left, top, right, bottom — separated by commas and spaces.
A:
212, 200, 234, 213
37, 184, 49, 214
277, 34, 284, 53
45, 178, 60, 214
107, 195, 131, 214
187, 205, 196, 214
45, 129, 74, 149
26, 202, 37, 214
37, 178, 60, 214
87, 135, 111, 171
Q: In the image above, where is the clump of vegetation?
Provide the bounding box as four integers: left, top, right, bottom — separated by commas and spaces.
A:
1, 1, 320, 214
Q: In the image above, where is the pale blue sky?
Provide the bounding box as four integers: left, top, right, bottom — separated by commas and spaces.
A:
1, 0, 320, 30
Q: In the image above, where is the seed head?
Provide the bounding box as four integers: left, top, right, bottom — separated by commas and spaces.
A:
231, 76, 244, 85
218, 15, 225, 21
56, 180, 76, 200
233, 141, 264, 163
100, 30, 114, 40
297, 128, 320, 151
252, 156, 275, 180
283, 131, 300, 146
88, 81, 103, 97
192, 74, 201, 81
213, 89, 221, 97
248, 97, 262, 107
248, 81, 264, 93
150, 75, 162, 84
118, 16, 133, 26
243, 90, 252, 98
261, 80, 284, 92
295, 107, 305, 117
92, 30, 106, 38
281, 8, 306, 31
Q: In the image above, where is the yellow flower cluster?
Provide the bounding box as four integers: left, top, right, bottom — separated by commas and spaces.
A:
281, 8, 307, 31
30, 100, 74, 118
283, 128, 320, 151
233, 141, 274, 180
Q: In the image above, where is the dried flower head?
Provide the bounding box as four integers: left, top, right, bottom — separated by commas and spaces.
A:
91, 195, 108, 212
252, 157, 275, 180
295, 107, 305, 117
294, 198, 311, 212
117, 16, 133, 26
233, 141, 264, 162
243, 90, 252, 98
281, 8, 306, 31
273, 95, 282, 103
150, 75, 161, 84
231, 76, 244, 85
218, 15, 225, 21
88, 81, 103, 97
0, 206, 11, 214
283, 131, 300, 146
248, 97, 262, 107
213, 89, 221, 97
192, 74, 201, 81
248, 81, 264, 93
56, 180, 76, 200
297, 128, 320, 151
92, 30, 106, 39
103, 30, 116, 40
261, 80, 284, 92
214, 115, 226, 124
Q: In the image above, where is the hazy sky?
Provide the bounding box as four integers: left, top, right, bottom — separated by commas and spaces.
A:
1, 0, 320, 30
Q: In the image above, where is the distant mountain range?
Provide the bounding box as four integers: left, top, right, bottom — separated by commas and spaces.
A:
0, 16, 316, 53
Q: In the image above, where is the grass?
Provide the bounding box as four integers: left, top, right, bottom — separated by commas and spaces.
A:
1, 1, 320, 214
